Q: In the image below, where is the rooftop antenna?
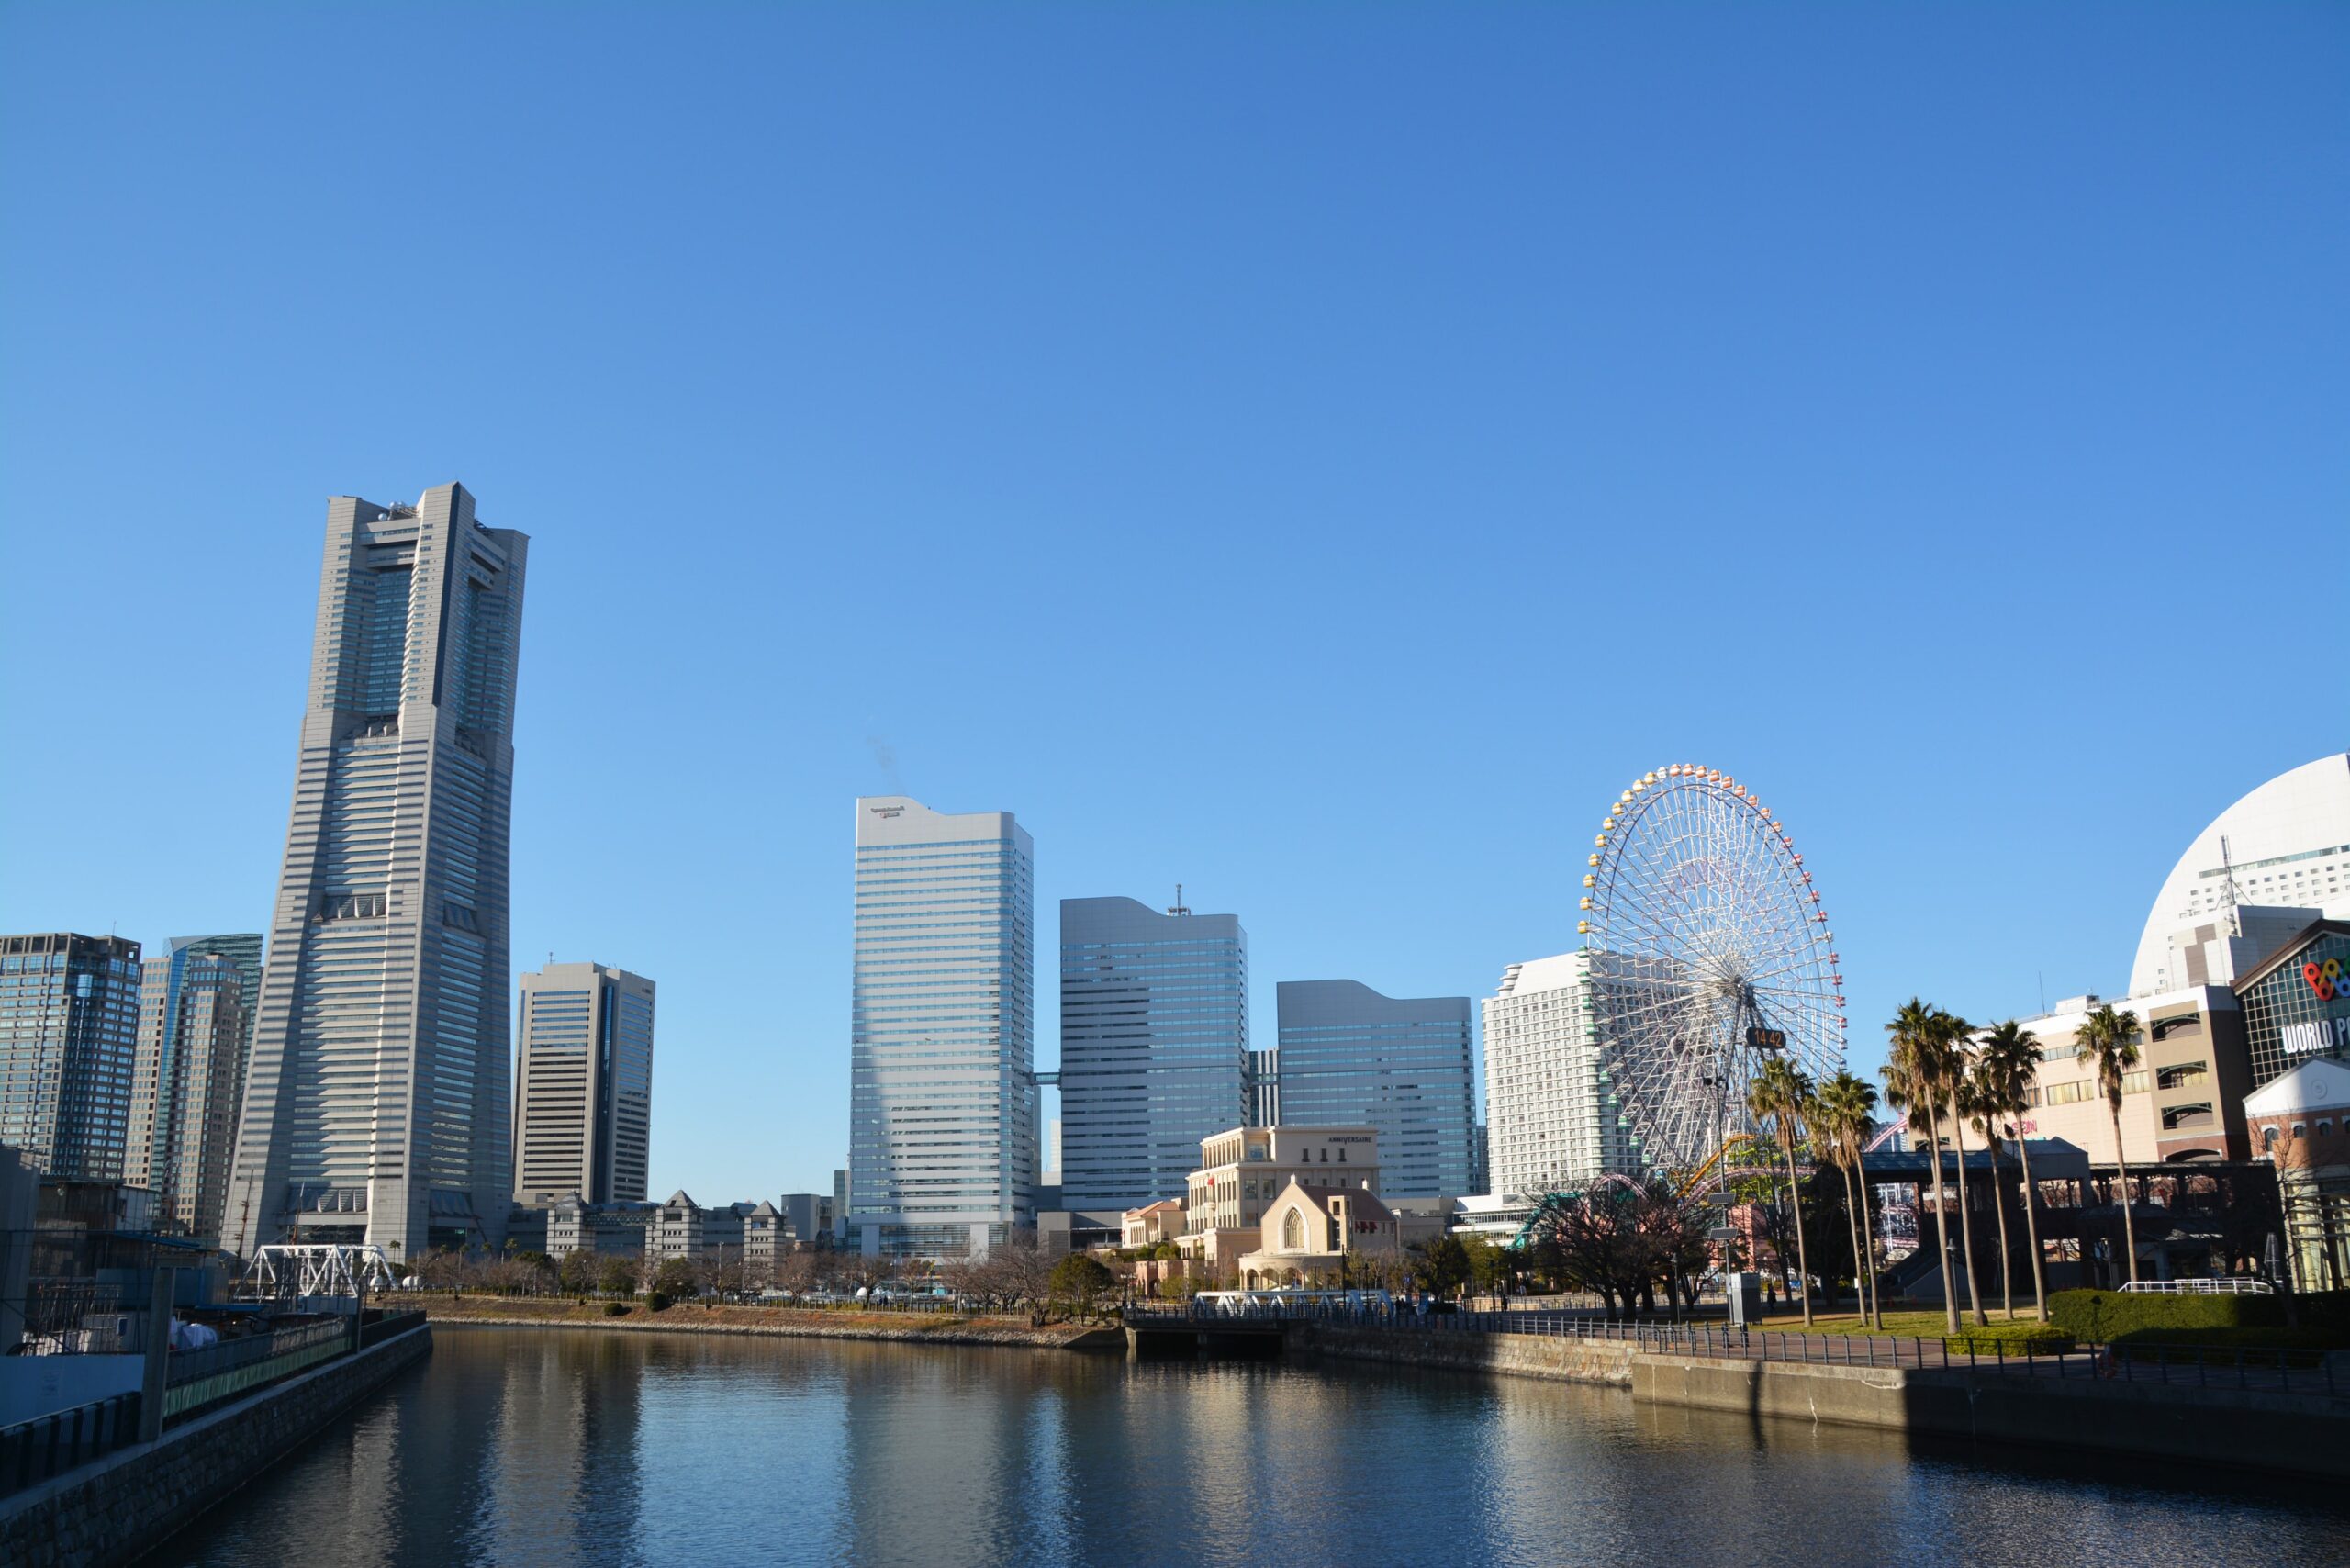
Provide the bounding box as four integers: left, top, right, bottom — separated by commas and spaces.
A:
2219, 834, 2243, 937
1167, 883, 1191, 916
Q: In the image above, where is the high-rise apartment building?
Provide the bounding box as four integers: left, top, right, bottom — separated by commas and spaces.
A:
1059, 895, 1248, 1211
1273, 980, 1476, 1199
0, 934, 143, 1180
1481, 952, 1632, 1200
850, 796, 1035, 1258
225, 484, 527, 1261
129, 938, 259, 1242
512, 962, 655, 1206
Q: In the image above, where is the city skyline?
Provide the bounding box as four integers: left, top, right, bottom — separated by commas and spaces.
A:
4, 7, 2344, 1204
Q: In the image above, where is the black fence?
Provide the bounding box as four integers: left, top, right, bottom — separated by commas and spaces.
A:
0, 1391, 141, 1495
1, 1307, 432, 1499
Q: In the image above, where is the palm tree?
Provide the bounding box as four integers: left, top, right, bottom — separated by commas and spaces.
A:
1931, 1009, 1988, 1327
1885, 999, 1960, 1335
1748, 1058, 1818, 1327
1974, 1020, 2049, 1322
1814, 1069, 1883, 1327
1961, 1061, 2014, 1319
2076, 1003, 2143, 1286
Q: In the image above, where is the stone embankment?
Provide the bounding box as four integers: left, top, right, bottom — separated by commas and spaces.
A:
0, 1321, 431, 1568
1289, 1321, 2350, 1479
418, 1294, 1125, 1350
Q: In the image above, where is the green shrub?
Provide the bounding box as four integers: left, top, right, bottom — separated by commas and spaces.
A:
1946, 1322, 2074, 1354
2292, 1290, 2350, 1332
2110, 1326, 2350, 1366
646, 1292, 671, 1313
602, 1302, 632, 1317
2047, 1289, 2282, 1342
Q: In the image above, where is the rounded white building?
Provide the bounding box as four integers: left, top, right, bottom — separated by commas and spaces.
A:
2131, 754, 2350, 996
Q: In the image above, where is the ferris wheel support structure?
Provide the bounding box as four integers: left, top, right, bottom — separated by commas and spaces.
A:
1578, 763, 1847, 1177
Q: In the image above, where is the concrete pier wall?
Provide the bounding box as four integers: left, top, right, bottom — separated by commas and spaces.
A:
0, 1323, 431, 1568
1287, 1322, 2350, 1478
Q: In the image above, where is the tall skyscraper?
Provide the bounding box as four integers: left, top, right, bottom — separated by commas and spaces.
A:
1059, 895, 1248, 1210
0, 933, 142, 1180
225, 484, 527, 1261
512, 962, 655, 1206
850, 796, 1035, 1258
129, 938, 258, 1241
1482, 952, 1632, 1200
1273, 980, 1476, 1199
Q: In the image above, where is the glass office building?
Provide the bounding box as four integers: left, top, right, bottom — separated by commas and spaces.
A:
850, 796, 1036, 1258
129, 936, 259, 1243
1059, 896, 1248, 1211
513, 962, 656, 1205
225, 484, 527, 1261
0, 933, 143, 1180
1274, 980, 1476, 1199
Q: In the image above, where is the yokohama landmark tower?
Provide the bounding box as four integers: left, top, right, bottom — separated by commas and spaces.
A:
225, 484, 527, 1261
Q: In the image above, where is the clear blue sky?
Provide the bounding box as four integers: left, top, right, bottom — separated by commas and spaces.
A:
3, 5, 2343, 1202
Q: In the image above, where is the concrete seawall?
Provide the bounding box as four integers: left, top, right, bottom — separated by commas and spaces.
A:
427, 1305, 1125, 1351
1292, 1322, 1639, 1385
1291, 1323, 2350, 1479
0, 1324, 431, 1568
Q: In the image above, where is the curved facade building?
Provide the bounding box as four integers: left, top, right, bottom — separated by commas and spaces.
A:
1058, 896, 1248, 1212
2130, 755, 2350, 996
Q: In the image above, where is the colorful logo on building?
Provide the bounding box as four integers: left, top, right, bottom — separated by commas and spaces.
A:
2308, 958, 2344, 1002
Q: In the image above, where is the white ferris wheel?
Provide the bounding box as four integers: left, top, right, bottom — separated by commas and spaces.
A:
1578, 763, 1846, 1174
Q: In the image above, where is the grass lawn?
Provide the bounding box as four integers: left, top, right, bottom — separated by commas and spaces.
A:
1752, 1307, 2050, 1338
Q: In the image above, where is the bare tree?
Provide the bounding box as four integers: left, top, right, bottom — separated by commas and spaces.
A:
990, 1234, 1057, 1326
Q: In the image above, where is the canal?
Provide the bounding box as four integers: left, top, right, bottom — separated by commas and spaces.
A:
164, 1327, 2341, 1566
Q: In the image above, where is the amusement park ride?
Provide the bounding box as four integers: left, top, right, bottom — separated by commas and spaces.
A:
1518, 764, 1850, 1248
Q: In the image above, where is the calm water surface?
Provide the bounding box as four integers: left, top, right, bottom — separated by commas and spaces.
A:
163, 1327, 2344, 1567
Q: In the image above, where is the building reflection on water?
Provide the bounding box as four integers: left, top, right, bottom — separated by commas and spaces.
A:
164, 1327, 2350, 1568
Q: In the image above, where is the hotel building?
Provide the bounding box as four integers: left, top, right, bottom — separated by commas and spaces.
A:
1482, 951, 1634, 1199
225, 484, 528, 1261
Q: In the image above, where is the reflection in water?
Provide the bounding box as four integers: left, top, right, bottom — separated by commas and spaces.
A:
165, 1327, 2344, 1568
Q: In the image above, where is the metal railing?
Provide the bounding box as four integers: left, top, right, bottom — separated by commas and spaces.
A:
2116, 1278, 2275, 1295
1123, 1301, 2345, 1396
360, 1308, 426, 1347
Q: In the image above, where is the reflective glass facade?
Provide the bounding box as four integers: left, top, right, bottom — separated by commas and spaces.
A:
1059, 897, 1248, 1210
226, 484, 527, 1260
129, 937, 258, 1242
1274, 980, 1477, 1199
2241, 923, 2350, 1091
0, 933, 142, 1180
850, 797, 1035, 1258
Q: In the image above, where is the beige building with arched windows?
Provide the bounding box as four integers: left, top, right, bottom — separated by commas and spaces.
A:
1234, 1181, 1402, 1288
